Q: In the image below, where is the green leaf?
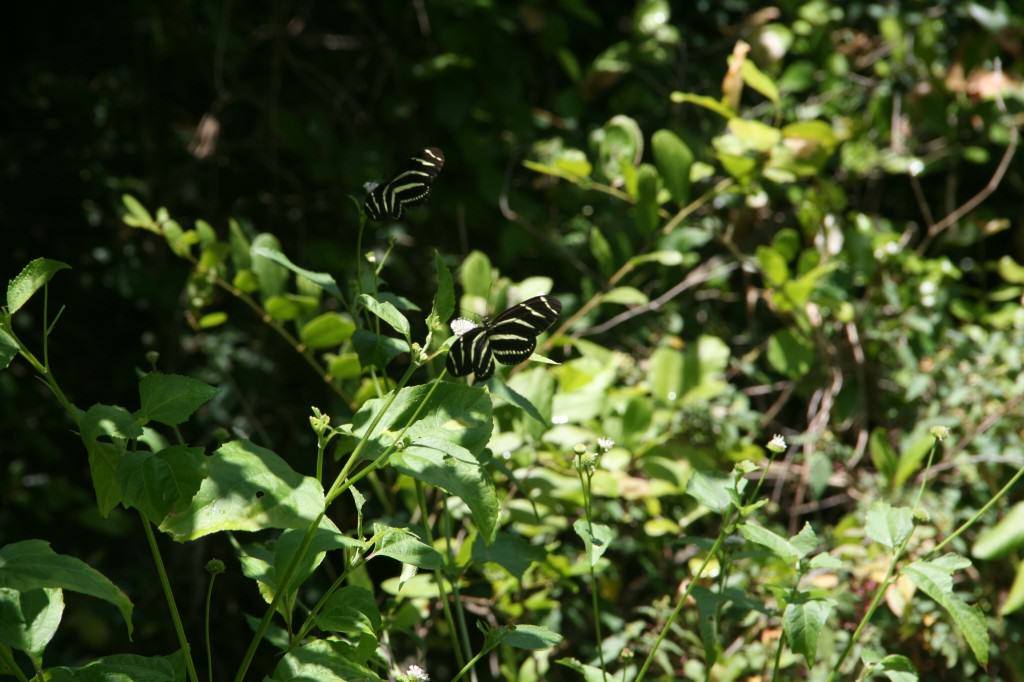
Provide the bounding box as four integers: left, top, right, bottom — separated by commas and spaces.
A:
359, 294, 411, 340
160, 440, 327, 541
0, 587, 63, 656
635, 163, 660, 234
868, 654, 919, 682
119, 445, 206, 524
121, 194, 154, 228
648, 345, 683, 402
756, 245, 789, 286
893, 434, 934, 488
589, 226, 615, 276
326, 352, 360, 381
0, 328, 17, 370
597, 115, 644, 181
460, 251, 493, 300
489, 377, 546, 426
686, 469, 732, 514
0, 540, 133, 637
997, 256, 1024, 284
372, 528, 443, 569
972, 501, 1024, 560
499, 624, 563, 650
739, 522, 810, 564
47, 653, 181, 682
728, 118, 782, 152
472, 532, 545, 581
427, 250, 455, 332
864, 502, 913, 550
351, 382, 492, 462
670, 91, 736, 119
391, 438, 501, 543
138, 372, 218, 427
869, 428, 898, 482
228, 218, 251, 270
300, 313, 356, 349
766, 329, 814, 379
602, 286, 648, 305
6, 258, 71, 316
251, 246, 343, 300
556, 658, 609, 682
573, 519, 614, 568
783, 599, 832, 665
628, 250, 685, 267
251, 234, 290, 298
1000, 561, 1024, 616
270, 639, 382, 681
352, 330, 408, 369
315, 585, 381, 641
652, 129, 694, 204
82, 404, 144, 441
740, 59, 780, 103
905, 556, 989, 666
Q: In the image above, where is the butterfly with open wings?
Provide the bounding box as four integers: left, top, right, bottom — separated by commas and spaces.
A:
446, 295, 562, 381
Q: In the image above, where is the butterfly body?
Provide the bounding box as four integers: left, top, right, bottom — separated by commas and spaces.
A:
446, 295, 562, 381
364, 147, 445, 221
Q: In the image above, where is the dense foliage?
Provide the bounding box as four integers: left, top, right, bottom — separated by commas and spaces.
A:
4, 1, 1024, 680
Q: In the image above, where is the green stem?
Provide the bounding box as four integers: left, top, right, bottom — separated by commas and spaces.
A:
141, 513, 200, 682
450, 646, 494, 682
635, 531, 728, 682
205, 573, 217, 682
291, 556, 363, 644
442, 496, 475, 676
233, 512, 324, 682
829, 442, 941, 679
326, 369, 448, 507
581, 470, 608, 682
0, 644, 29, 682
416, 481, 468, 670
325, 361, 420, 503
928, 459, 1024, 559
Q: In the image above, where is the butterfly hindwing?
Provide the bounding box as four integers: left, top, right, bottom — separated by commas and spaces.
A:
447, 295, 560, 380
363, 147, 445, 221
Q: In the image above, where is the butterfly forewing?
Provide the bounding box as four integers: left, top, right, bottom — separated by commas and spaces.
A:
363, 147, 445, 222
446, 295, 560, 380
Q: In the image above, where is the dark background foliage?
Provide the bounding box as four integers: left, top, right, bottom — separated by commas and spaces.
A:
5, 0, 1024, 678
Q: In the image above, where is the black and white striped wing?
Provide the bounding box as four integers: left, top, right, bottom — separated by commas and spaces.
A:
364, 147, 445, 222
486, 295, 562, 366
445, 326, 495, 381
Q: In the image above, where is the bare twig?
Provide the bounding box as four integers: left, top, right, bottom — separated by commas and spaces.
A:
578, 257, 735, 336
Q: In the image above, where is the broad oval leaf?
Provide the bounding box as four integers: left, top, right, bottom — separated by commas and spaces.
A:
251, 245, 343, 300
47, 653, 180, 682
300, 313, 356, 349
138, 373, 218, 427
359, 294, 411, 339
865, 502, 913, 550
6, 257, 71, 316
270, 639, 382, 681
783, 599, 832, 665
905, 556, 989, 666
0, 586, 63, 656
573, 519, 614, 568
251, 233, 290, 298
652, 129, 694, 204
160, 439, 327, 541
500, 624, 563, 650
0, 540, 133, 637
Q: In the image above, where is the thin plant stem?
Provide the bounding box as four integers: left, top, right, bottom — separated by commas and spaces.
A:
635, 531, 728, 682
578, 465, 608, 681
928, 460, 1024, 559
416, 482, 468, 671
233, 511, 324, 682
0, 644, 29, 682
204, 573, 217, 682
141, 513, 200, 682
829, 442, 940, 679
292, 556, 364, 644
441, 496, 475, 680
451, 647, 491, 682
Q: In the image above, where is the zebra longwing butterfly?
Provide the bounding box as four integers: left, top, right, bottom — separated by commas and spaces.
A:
446, 295, 562, 381
363, 147, 445, 221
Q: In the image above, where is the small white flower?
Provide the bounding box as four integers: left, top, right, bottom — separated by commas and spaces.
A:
551, 414, 569, 425
450, 318, 478, 337
767, 434, 788, 453
597, 437, 615, 452
404, 664, 430, 681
